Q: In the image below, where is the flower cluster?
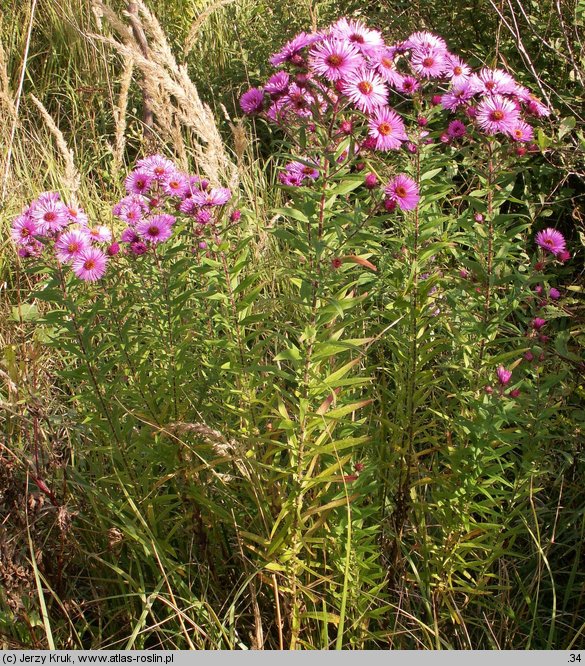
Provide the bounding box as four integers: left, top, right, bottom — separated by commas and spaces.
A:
11, 191, 112, 281
12, 154, 235, 281
240, 19, 550, 152
114, 154, 232, 255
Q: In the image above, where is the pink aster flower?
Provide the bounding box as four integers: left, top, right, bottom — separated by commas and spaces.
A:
384, 174, 420, 210
162, 172, 189, 198
31, 198, 69, 234
476, 68, 517, 96
192, 187, 231, 207
329, 18, 384, 55
55, 229, 90, 263
440, 81, 475, 111
279, 170, 304, 187
549, 287, 561, 300
532, 317, 546, 330
496, 366, 512, 386
404, 31, 448, 53
36, 191, 61, 205
264, 72, 290, 96
342, 68, 387, 113
195, 209, 212, 225
509, 121, 534, 142
476, 94, 520, 134
526, 96, 551, 118
445, 54, 471, 84
120, 228, 140, 244
282, 83, 314, 117
125, 170, 153, 195
136, 154, 176, 181
535, 228, 566, 256
240, 87, 265, 114
66, 204, 89, 226
136, 214, 175, 244
309, 38, 363, 81
86, 226, 112, 244
447, 119, 467, 139
72, 247, 108, 281
411, 47, 448, 78
369, 47, 405, 88
269, 32, 322, 67
118, 202, 144, 226
287, 159, 320, 181
397, 75, 420, 95
11, 215, 38, 245
130, 240, 148, 255
368, 107, 407, 151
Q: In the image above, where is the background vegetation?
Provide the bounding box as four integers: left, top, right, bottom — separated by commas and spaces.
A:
1, 0, 584, 650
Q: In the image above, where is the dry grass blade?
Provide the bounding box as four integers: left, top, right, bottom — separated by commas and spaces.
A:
91, 0, 238, 187
30, 94, 81, 198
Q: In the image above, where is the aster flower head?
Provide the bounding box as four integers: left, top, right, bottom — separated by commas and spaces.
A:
476, 94, 520, 134
496, 366, 512, 386
269, 31, 322, 67
55, 229, 90, 263
411, 46, 448, 78
240, 87, 265, 115
264, 72, 290, 96
369, 47, 405, 88
125, 170, 153, 195
368, 106, 407, 151
342, 68, 388, 113
329, 18, 384, 55
118, 202, 145, 226
526, 95, 551, 118
11, 214, 39, 246
404, 31, 448, 53
287, 159, 320, 181
36, 191, 61, 205
130, 240, 148, 256
445, 54, 471, 83
440, 80, 475, 111
162, 172, 189, 198
397, 75, 420, 95
384, 174, 420, 211
192, 187, 232, 207
136, 214, 175, 244
532, 317, 546, 330
282, 83, 314, 117
447, 119, 467, 139
195, 209, 212, 225
477, 68, 517, 96
279, 170, 304, 187
309, 38, 363, 81
549, 287, 561, 300
66, 204, 89, 226
535, 228, 566, 256
136, 154, 176, 181
31, 198, 69, 234
72, 247, 108, 281
86, 226, 112, 244
509, 121, 534, 142
120, 227, 140, 244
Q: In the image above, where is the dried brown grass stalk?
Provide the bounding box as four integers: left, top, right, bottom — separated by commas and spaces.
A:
112, 55, 134, 169
30, 94, 80, 198
92, 0, 238, 188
